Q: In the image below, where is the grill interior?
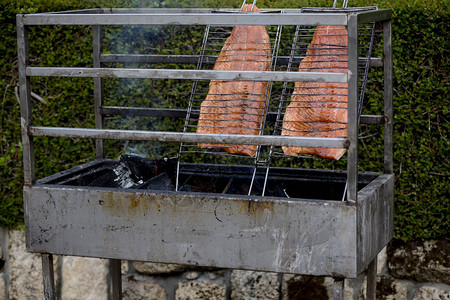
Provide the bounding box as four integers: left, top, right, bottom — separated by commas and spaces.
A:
38, 157, 378, 201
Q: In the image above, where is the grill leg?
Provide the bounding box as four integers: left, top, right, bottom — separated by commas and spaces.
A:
332, 277, 344, 300
110, 259, 122, 300
41, 254, 55, 300
366, 256, 378, 300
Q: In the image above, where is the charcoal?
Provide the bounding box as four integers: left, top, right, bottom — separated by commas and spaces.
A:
119, 154, 160, 182
136, 172, 175, 191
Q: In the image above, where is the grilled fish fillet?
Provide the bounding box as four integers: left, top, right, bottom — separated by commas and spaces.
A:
196, 4, 271, 157
281, 25, 348, 160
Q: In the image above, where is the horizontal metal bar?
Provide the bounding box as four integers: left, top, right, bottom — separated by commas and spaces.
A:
100, 54, 210, 64
101, 106, 187, 118
38, 8, 103, 14
102, 107, 278, 120
27, 7, 382, 15
368, 57, 383, 67
101, 106, 384, 125
101, 54, 382, 67
26, 67, 348, 82
301, 6, 377, 13
356, 9, 392, 24
98, 8, 215, 14
28, 126, 348, 148
99, 8, 299, 14
359, 115, 385, 125
19, 13, 348, 26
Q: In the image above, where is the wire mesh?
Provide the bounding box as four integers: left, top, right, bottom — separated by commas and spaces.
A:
264, 9, 377, 195
176, 7, 377, 195
176, 15, 283, 192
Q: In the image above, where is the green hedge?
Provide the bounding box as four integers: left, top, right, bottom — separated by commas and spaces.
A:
0, 0, 448, 241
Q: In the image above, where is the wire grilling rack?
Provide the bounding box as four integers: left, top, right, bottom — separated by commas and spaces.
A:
177, 13, 283, 192
176, 7, 378, 196
262, 7, 378, 196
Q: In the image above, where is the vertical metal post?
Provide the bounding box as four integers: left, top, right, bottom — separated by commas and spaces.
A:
366, 256, 378, 300
41, 254, 56, 300
17, 15, 35, 185
332, 278, 345, 300
110, 259, 122, 300
383, 19, 393, 175
93, 25, 105, 159
346, 14, 359, 204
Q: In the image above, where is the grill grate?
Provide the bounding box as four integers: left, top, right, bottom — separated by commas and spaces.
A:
177, 16, 283, 193
265, 13, 377, 196
174, 7, 377, 196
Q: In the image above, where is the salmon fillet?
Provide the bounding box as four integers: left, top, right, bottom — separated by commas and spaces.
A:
281, 25, 348, 160
196, 4, 271, 157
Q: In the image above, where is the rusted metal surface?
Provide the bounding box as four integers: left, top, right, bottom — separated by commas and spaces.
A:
24, 173, 393, 278
356, 173, 394, 273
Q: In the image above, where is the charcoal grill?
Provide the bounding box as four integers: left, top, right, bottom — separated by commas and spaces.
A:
17, 5, 393, 300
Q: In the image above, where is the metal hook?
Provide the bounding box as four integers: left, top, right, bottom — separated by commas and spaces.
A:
240, 0, 246, 11
240, 0, 258, 12
332, 0, 348, 8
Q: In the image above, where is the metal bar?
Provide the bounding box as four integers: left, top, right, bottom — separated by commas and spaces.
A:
346, 13, 359, 204
101, 54, 383, 67
41, 254, 55, 300
101, 107, 384, 125
332, 278, 345, 300
26, 67, 349, 83
93, 25, 105, 159
101, 8, 219, 14
357, 23, 376, 122
17, 15, 35, 185
101, 106, 188, 118
109, 259, 122, 300
357, 9, 392, 24
359, 115, 385, 125
383, 20, 393, 174
29, 7, 381, 15
28, 126, 349, 148
20, 13, 348, 26
101, 54, 218, 64
366, 256, 377, 300
301, 6, 377, 13
99, 8, 302, 14
41, 8, 103, 14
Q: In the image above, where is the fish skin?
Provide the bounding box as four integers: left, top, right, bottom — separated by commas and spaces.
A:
197, 4, 271, 157
281, 25, 348, 160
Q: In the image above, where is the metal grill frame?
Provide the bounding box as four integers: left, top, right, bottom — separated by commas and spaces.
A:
17, 7, 393, 299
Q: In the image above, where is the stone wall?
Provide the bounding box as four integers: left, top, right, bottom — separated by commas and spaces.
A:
0, 229, 448, 299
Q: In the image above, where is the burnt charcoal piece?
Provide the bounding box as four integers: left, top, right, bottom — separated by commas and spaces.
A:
119, 155, 177, 183
87, 169, 121, 188
119, 154, 158, 182
136, 172, 175, 191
